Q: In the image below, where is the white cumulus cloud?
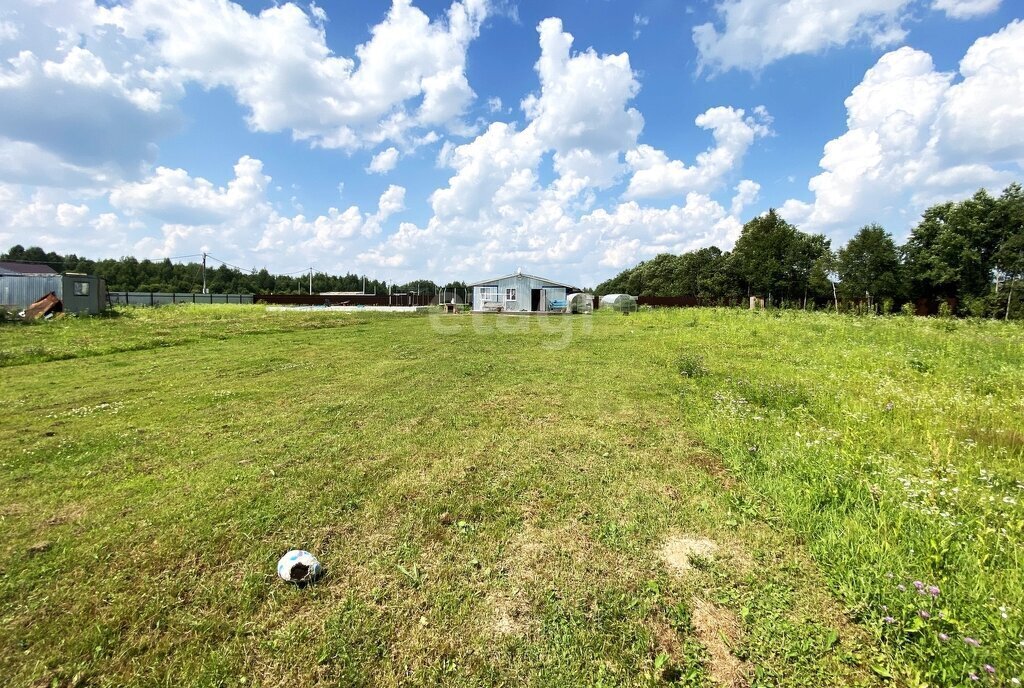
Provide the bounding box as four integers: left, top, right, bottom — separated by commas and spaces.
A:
933, 0, 1002, 19
624, 106, 771, 198
107, 0, 488, 150
6, 154, 412, 265
357, 18, 758, 285
781, 20, 1024, 238
693, 0, 914, 74
367, 147, 400, 174
0, 0, 489, 186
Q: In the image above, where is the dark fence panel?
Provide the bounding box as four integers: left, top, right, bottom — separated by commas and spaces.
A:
638, 295, 698, 307
916, 297, 958, 316
636, 295, 745, 308
108, 292, 253, 306
256, 293, 434, 306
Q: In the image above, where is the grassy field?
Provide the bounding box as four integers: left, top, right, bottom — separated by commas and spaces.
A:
1, 306, 1021, 687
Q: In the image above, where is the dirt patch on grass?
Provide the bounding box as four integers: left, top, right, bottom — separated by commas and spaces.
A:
691, 597, 749, 687
45, 503, 87, 527
659, 533, 755, 579
27, 541, 52, 556
688, 450, 738, 488
650, 616, 682, 656
0, 503, 28, 519
659, 535, 718, 574
488, 590, 532, 638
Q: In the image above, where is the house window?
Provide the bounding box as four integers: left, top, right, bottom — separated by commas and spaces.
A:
505, 288, 517, 302
479, 287, 498, 302
73, 281, 90, 296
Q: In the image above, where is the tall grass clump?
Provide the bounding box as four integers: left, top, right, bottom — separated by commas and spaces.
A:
668, 308, 1024, 686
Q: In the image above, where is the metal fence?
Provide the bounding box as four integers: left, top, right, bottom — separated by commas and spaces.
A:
256, 293, 434, 307
107, 292, 254, 306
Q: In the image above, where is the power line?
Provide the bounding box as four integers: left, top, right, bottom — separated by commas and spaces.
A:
205, 254, 250, 272
188, 262, 202, 291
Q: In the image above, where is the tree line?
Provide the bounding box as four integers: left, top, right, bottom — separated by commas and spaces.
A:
0, 246, 465, 296
595, 183, 1023, 318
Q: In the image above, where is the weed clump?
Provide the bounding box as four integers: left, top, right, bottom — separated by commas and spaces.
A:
732, 378, 810, 411
677, 353, 709, 378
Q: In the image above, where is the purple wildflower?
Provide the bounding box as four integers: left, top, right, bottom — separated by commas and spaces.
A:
913, 581, 924, 590
883, 616, 895, 624
919, 610, 931, 619
984, 665, 995, 675
928, 585, 940, 597
938, 633, 949, 642
970, 673, 979, 681
965, 637, 981, 647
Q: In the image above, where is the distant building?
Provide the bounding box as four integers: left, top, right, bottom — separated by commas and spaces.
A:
468, 271, 576, 312
0, 261, 58, 275
0, 272, 108, 315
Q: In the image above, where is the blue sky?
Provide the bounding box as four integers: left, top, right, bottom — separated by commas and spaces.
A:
0, 0, 1021, 286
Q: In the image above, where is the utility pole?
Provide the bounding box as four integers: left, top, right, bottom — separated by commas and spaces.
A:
1008, 276, 1016, 321
309, 267, 313, 296
202, 252, 207, 294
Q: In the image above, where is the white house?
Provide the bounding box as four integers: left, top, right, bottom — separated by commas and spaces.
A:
468, 270, 576, 312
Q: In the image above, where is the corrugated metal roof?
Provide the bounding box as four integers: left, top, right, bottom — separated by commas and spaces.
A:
466, 272, 575, 289
0, 261, 58, 275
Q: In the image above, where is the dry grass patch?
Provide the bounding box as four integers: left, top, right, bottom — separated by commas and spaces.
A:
648, 616, 683, 658
659, 535, 719, 574
659, 532, 756, 579
691, 597, 750, 687
486, 589, 533, 638
44, 502, 87, 527
505, 521, 608, 586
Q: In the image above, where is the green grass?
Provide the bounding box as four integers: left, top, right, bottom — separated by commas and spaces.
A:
0, 305, 1020, 687
0, 305, 369, 367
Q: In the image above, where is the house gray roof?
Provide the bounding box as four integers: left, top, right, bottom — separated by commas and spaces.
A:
0, 261, 58, 275
467, 272, 576, 289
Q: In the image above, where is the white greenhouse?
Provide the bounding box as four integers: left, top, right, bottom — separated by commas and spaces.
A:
600, 293, 637, 312
566, 292, 594, 314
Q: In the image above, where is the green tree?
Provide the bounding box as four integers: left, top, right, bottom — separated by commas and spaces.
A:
902, 190, 1002, 306
992, 184, 1024, 318
2, 245, 26, 261
836, 224, 903, 304
731, 209, 829, 305
810, 250, 838, 310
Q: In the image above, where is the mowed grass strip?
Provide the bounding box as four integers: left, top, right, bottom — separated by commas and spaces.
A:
0, 305, 372, 368
1, 306, 1017, 686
